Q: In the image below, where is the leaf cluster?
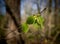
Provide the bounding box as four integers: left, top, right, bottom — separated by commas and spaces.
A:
21, 14, 44, 33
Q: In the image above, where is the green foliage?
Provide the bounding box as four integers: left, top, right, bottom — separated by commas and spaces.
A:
36, 16, 44, 29
26, 16, 34, 24
22, 14, 44, 33
22, 23, 29, 33
33, 15, 44, 29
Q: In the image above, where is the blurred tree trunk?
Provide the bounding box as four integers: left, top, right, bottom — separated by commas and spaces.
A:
5, 0, 24, 44
36, 0, 40, 14
33, 0, 40, 15
51, 0, 60, 43
48, 0, 52, 37
54, 0, 59, 28
41, 0, 52, 37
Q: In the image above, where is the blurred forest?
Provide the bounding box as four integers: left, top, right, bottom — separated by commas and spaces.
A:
0, 0, 60, 44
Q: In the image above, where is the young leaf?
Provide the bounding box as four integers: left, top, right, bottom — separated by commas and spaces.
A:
22, 23, 29, 33
26, 16, 34, 24
37, 16, 44, 29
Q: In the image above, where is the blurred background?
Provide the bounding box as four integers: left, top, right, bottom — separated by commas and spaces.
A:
0, 0, 60, 44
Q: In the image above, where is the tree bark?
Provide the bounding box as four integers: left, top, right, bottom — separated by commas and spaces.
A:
4, 0, 24, 44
